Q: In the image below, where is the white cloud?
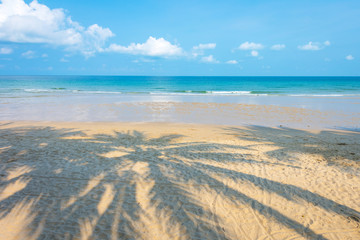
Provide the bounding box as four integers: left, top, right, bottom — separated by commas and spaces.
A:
193, 43, 216, 50
0, 0, 113, 56
298, 42, 321, 51
105, 36, 183, 57
298, 41, 330, 51
238, 42, 263, 58
346, 55, 354, 60
22, 50, 35, 59
81, 24, 114, 56
201, 55, 219, 63
238, 42, 264, 50
226, 60, 238, 64
41, 53, 48, 58
191, 43, 216, 58
271, 44, 286, 50
251, 50, 259, 57
191, 53, 200, 58
132, 58, 155, 63
0, 47, 12, 54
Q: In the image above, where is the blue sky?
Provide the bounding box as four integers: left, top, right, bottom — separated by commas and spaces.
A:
0, 0, 359, 76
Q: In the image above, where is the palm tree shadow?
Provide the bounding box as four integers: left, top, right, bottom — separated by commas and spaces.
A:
222, 126, 360, 220
224, 126, 360, 169
1, 127, 227, 239
93, 130, 328, 239
0, 125, 358, 239
91, 131, 229, 239
193, 162, 360, 223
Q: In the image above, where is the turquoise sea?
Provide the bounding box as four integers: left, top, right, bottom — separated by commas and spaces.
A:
1, 76, 360, 97
0, 76, 359, 127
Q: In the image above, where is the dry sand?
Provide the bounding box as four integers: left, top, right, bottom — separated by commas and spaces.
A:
0, 121, 359, 239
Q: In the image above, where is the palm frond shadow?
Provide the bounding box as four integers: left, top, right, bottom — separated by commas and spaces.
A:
0, 126, 358, 239
225, 126, 360, 169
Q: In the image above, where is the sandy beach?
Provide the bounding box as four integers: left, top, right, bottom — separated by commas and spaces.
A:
1, 0, 360, 238
0, 120, 359, 239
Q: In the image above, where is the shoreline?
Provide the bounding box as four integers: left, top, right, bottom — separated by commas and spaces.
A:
0, 119, 358, 131
1, 100, 359, 130
1, 120, 359, 239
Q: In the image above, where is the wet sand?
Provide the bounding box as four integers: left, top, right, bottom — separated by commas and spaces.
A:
1, 101, 360, 131
2, 94, 360, 130
0, 121, 359, 239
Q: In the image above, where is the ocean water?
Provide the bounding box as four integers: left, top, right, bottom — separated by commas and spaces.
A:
0, 76, 359, 127
1, 76, 360, 97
